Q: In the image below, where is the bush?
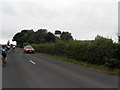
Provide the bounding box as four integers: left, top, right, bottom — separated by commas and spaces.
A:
105, 58, 120, 68
113, 43, 120, 60
30, 36, 120, 69
90, 37, 114, 65
54, 40, 66, 55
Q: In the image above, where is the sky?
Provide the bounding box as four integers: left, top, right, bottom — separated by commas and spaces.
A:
0, 0, 119, 44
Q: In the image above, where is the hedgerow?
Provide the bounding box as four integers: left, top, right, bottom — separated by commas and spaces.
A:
30, 37, 120, 69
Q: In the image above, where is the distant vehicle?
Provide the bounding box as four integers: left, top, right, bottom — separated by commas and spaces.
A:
12, 45, 16, 50
24, 46, 34, 53
13, 45, 15, 49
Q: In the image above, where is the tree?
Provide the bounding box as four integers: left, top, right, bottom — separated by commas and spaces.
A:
23, 30, 35, 44
45, 32, 55, 42
12, 32, 22, 47
60, 32, 73, 41
12, 30, 35, 47
34, 29, 48, 43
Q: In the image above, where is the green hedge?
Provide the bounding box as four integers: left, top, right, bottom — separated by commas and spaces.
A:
31, 38, 120, 69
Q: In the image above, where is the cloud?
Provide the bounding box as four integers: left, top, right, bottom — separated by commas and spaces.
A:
0, 0, 119, 44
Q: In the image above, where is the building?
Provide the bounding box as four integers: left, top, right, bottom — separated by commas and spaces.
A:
54, 30, 61, 38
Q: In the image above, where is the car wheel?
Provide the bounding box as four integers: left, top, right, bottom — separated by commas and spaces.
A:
24, 51, 26, 53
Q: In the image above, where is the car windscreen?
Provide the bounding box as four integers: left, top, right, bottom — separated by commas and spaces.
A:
25, 47, 33, 49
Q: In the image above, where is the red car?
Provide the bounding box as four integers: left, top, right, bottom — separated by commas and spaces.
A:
24, 46, 34, 53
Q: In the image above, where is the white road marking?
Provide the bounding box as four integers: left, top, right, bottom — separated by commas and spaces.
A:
29, 60, 35, 65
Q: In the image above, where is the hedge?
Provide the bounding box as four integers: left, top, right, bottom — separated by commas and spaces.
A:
30, 38, 120, 69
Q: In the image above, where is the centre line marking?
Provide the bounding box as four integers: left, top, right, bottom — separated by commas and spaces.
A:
29, 60, 35, 65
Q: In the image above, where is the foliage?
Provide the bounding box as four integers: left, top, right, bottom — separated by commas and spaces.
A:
60, 32, 73, 41
31, 36, 120, 69
45, 32, 55, 42
13, 29, 120, 69
12, 29, 73, 47
105, 58, 120, 68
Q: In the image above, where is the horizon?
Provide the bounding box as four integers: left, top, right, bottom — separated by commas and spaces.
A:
0, 29, 118, 45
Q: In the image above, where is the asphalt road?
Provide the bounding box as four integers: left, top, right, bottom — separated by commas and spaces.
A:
2, 49, 118, 88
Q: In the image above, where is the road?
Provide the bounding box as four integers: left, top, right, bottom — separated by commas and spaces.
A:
2, 49, 118, 88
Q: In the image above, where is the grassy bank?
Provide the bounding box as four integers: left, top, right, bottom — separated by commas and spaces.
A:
38, 53, 119, 76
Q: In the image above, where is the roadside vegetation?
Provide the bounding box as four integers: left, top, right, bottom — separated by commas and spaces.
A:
12, 29, 120, 74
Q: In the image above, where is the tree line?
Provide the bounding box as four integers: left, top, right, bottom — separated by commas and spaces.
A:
12, 29, 73, 47
12, 29, 120, 69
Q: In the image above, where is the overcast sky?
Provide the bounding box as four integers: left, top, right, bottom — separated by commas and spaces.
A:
0, 0, 119, 44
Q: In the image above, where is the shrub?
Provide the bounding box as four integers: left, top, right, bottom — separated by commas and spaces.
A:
105, 58, 120, 68
30, 36, 120, 69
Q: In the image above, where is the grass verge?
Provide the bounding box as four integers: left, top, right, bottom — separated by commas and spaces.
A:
38, 53, 119, 76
